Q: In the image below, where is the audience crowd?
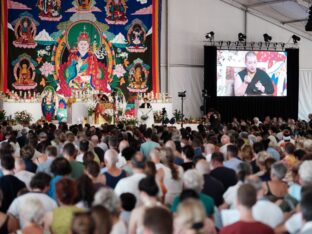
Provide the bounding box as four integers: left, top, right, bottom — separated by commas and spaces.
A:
0, 115, 312, 234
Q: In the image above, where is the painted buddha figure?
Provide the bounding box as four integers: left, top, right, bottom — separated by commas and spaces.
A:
19, 19, 34, 44
18, 64, 34, 84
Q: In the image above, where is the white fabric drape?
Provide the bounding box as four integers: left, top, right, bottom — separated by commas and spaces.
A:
298, 70, 312, 121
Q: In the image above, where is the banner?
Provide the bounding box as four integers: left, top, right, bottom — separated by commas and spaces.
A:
1, 0, 160, 114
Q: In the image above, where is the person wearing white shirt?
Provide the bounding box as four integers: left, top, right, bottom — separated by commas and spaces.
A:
14, 157, 34, 189
8, 172, 58, 229
204, 143, 215, 162
115, 152, 146, 207
117, 140, 129, 169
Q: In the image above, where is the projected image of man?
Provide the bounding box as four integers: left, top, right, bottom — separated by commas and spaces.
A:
234, 52, 274, 96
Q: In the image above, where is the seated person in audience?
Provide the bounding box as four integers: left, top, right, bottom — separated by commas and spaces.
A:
0, 155, 26, 212
63, 142, 84, 179
263, 162, 288, 202
224, 144, 242, 173
91, 205, 113, 234
143, 206, 173, 234
181, 145, 194, 172
14, 157, 34, 189
159, 147, 184, 206
103, 149, 127, 189
75, 175, 96, 210
174, 199, 217, 234
222, 162, 252, 209
18, 197, 45, 234
48, 157, 72, 200
70, 211, 95, 234
114, 151, 146, 207
171, 169, 215, 217
44, 178, 82, 234
93, 188, 127, 234
210, 152, 238, 191
220, 184, 275, 234
128, 176, 163, 234
36, 145, 58, 175
247, 176, 284, 228
195, 159, 225, 206
140, 128, 160, 159
20, 145, 37, 173
8, 172, 57, 230
84, 161, 106, 191
120, 193, 137, 227
299, 186, 312, 234
0, 189, 18, 234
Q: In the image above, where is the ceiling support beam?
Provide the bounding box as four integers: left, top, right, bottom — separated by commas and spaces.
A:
247, 0, 295, 8
282, 18, 308, 24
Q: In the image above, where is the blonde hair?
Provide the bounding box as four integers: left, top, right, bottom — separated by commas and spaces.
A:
175, 199, 206, 234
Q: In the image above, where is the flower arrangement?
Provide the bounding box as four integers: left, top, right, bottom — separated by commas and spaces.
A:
0, 110, 6, 122
14, 110, 33, 123
119, 115, 138, 126
87, 100, 98, 116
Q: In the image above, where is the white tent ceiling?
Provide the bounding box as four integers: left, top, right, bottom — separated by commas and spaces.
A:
228, 0, 312, 37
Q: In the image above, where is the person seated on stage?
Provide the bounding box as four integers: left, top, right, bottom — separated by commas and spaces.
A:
140, 98, 151, 109
234, 51, 274, 96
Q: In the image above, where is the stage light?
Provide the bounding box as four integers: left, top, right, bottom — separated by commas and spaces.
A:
281, 43, 285, 50
292, 35, 301, 44
205, 31, 215, 41
238, 33, 246, 42
226, 41, 231, 49
273, 42, 278, 50
263, 33, 272, 42
217, 41, 224, 48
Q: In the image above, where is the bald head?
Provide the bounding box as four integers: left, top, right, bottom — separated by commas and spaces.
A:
165, 140, 176, 151
104, 149, 118, 166
195, 159, 210, 175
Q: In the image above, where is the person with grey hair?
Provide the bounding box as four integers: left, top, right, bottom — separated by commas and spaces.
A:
196, 159, 225, 206
303, 139, 312, 153
263, 162, 288, 202
171, 169, 215, 217
103, 149, 126, 189
93, 188, 127, 234
246, 176, 284, 228
19, 197, 45, 233
299, 160, 312, 186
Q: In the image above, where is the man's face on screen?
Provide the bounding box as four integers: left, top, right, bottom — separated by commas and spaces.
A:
245, 55, 257, 73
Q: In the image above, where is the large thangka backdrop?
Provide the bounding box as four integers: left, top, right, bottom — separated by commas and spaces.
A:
1, 0, 160, 114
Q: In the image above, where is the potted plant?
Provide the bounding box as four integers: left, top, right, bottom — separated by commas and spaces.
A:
0, 110, 6, 122
14, 110, 33, 126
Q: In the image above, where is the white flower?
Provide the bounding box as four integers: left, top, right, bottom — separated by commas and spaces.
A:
39, 62, 54, 77
113, 64, 126, 78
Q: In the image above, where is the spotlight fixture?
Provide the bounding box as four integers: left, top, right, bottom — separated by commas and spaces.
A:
238, 33, 246, 42
226, 41, 231, 49
273, 42, 278, 50
205, 31, 215, 41
292, 34, 301, 44
281, 43, 285, 50
263, 33, 272, 42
